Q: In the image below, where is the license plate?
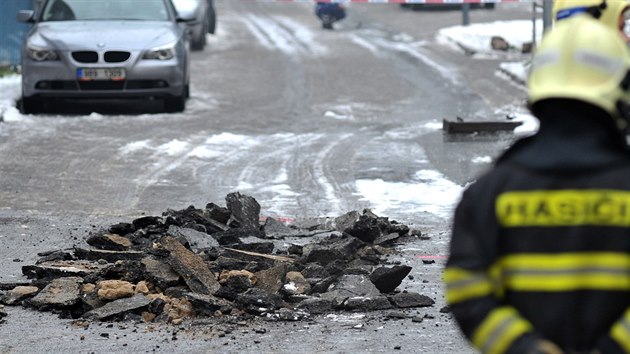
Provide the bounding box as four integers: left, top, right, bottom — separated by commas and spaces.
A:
77, 68, 125, 81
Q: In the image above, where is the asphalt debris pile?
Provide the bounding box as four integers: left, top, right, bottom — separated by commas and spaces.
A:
0, 192, 434, 325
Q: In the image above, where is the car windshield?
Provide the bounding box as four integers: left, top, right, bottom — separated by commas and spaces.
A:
41, 0, 170, 22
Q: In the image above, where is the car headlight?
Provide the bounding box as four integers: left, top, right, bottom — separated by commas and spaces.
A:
143, 43, 176, 60
26, 44, 59, 61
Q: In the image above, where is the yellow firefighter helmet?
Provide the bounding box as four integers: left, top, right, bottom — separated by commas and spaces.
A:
554, 0, 630, 30
528, 15, 630, 128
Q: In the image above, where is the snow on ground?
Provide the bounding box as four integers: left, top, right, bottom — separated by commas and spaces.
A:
0, 75, 25, 123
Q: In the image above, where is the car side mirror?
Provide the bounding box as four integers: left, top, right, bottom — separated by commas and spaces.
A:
17, 10, 35, 23
176, 16, 195, 23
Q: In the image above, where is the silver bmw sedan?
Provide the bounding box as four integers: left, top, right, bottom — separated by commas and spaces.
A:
18, 0, 191, 113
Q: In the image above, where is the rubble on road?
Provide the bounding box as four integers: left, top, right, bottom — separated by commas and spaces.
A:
0, 192, 434, 327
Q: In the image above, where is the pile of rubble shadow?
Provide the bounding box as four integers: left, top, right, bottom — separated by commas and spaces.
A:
0, 192, 435, 327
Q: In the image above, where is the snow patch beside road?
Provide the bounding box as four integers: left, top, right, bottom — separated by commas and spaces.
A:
356, 169, 463, 220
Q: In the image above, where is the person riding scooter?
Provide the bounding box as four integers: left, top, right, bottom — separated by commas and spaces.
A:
315, 2, 347, 30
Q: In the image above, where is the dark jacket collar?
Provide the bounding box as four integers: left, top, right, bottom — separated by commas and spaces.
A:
497, 101, 630, 172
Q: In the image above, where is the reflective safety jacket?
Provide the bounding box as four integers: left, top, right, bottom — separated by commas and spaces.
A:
444, 106, 630, 354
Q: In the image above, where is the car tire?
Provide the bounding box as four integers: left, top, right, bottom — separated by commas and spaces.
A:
191, 23, 207, 51
207, 6, 216, 34
19, 97, 44, 114
164, 92, 186, 113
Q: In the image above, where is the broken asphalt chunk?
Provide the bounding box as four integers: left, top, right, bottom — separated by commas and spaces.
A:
321, 274, 382, 307
236, 288, 283, 314
226, 192, 261, 229
388, 292, 435, 308
344, 296, 393, 311
261, 217, 304, 239
26, 277, 82, 310
22, 260, 107, 279
182, 292, 232, 316
167, 225, 220, 249
108, 222, 136, 236
160, 236, 220, 295
141, 257, 182, 290
83, 294, 151, 321
302, 234, 364, 265
74, 248, 144, 263
294, 297, 333, 315
369, 266, 413, 293
86, 233, 132, 251
11, 192, 432, 326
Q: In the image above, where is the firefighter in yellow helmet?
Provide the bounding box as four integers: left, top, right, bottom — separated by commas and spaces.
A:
554, 0, 630, 42
444, 14, 630, 354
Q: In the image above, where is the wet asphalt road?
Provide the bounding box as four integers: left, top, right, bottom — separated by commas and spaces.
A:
0, 1, 534, 352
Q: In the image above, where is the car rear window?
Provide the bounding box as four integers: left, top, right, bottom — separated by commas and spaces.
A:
41, 0, 170, 21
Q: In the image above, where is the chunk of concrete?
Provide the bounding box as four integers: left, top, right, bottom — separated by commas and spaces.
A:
1, 286, 39, 305
97, 280, 135, 301
254, 264, 288, 294
283, 271, 310, 296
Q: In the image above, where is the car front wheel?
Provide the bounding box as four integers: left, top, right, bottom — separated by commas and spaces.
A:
207, 6, 216, 34
164, 91, 186, 113
19, 97, 45, 114
191, 22, 207, 51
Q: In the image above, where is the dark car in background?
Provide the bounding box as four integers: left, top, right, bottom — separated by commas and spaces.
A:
17, 0, 191, 114
172, 0, 216, 51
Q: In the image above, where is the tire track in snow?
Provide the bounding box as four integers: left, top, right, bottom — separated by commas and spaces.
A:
239, 13, 328, 57
209, 132, 352, 217
347, 31, 460, 86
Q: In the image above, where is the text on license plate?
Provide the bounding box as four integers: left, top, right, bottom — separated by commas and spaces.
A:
77, 68, 125, 81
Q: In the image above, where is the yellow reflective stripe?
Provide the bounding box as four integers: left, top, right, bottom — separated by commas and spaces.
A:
505, 273, 630, 291
496, 190, 630, 227
498, 253, 630, 291
444, 267, 493, 304
611, 310, 630, 352
472, 307, 533, 354
500, 253, 630, 269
